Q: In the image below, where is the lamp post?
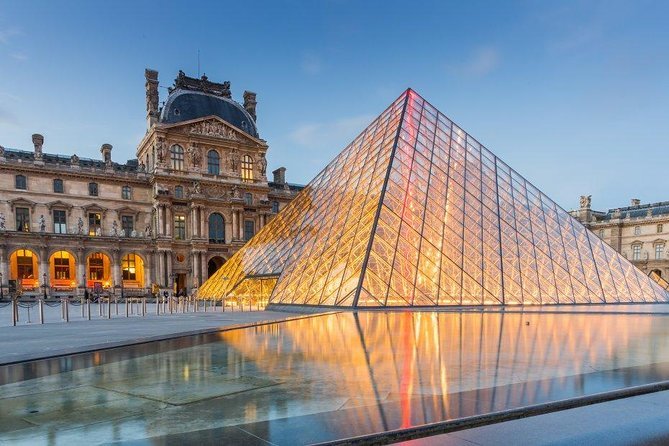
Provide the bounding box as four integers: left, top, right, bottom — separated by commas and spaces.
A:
42, 272, 47, 301
0, 272, 3, 300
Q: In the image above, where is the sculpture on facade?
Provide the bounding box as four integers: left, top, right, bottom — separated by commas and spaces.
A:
112, 220, 119, 237
192, 181, 202, 195
0, 145, 5, 157
156, 138, 167, 164
258, 153, 268, 176
579, 195, 592, 209
145, 222, 153, 237
0, 213, 5, 231
231, 185, 240, 198
229, 149, 240, 172
39, 215, 46, 232
77, 217, 84, 234
71, 154, 79, 165
187, 144, 202, 167
190, 120, 238, 140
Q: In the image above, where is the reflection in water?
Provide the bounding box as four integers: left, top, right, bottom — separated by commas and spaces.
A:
2, 311, 669, 445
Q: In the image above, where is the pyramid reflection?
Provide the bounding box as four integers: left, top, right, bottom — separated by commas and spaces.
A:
199, 90, 669, 307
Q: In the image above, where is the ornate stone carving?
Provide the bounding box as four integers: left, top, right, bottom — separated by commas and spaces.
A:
0, 145, 4, 157
77, 217, 84, 234
32, 134, 44, 160
189, 120, 238, 140
111, 220, 119, 237
187, 144, 202, 168
231, 185, 240, 198
0, 213, 5, 231
39, 215, 46, 232
156, 137, 167, 164
71, 154, 79, 165
579, 195, 591, 209
258, 153, 267, 176
191, 181, 202, 195
228, 149, 240, 172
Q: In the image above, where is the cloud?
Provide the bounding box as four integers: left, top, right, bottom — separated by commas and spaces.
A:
448, 46, 501, 78
289, 114, 374, 149
301, 52, 323, 75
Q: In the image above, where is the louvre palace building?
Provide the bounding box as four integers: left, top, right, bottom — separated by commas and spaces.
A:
0, 70, 302, 297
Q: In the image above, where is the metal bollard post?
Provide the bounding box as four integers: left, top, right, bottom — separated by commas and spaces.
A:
125, 298, 129, 317
12, 298, 17, 326
108, 297, 112, 319
81, 297, 85, 319
142, 297, 146, 316
39, 298, 44, 324
87, 298, 91, 320
115, 297, 119, 316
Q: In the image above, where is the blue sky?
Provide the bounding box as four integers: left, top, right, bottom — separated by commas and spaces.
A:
1, 0, 667, 211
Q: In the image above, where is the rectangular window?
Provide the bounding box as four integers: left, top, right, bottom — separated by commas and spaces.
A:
88, 212, 101, 236
658, 224, 663, 233
53, 210, 67, 234
15, 207, 30, 232
89, 253, 104, 280
122, 255, 136, 280
634, 226, 641, 236
121, 215, 134, 236
54, 257, 70, 279
633, 245, 641, 261
174, 215, 186, 240
16, 251, 34, 279
121, 185, 132, 200
15, 175, 27, 190
88, 182, 98, 197
244, 193, 253, 206
53, 179, 64, 193
656, 245, 664, 260
244, 220, 255, 241
271, 201, 279, 213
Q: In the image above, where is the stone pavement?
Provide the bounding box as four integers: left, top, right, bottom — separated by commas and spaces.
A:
0, 309, 300, 364
399, 389, 669, 445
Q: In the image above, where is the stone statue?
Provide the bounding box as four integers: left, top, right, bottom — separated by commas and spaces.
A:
192, 181, 202, 195
139, 161, 146, 172
0, 213, 5, 231
39, 215, 46, 232
131, 229, 138, 237
579, 195, 591, 209
112, 220, 119, 237
229, 149, 240, 171
258, 153, 267, 176
0, 145, 5, 157
156, 138, 167, 164
145, 223, 152, 237
187, 145, 202, 167
71, 154, 79, 165
77, 217, 84, 234
231, 185, 240, 198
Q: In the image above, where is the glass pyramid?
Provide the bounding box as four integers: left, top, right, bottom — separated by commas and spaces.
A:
199, 90, 669, 307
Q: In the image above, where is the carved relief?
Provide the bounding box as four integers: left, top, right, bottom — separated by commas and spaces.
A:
189, 120, 238, 140
187, 144, 202, 168
579, 195, 591, 209
156, 137, 167, 164
228, 149, 240, 172
258, 152, 267, 176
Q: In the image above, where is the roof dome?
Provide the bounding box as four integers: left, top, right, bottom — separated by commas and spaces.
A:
160, 89, 259, 138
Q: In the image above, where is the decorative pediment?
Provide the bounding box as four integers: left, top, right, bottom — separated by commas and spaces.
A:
46, 200, 74, 215
653, 238, 666, 246
115, 206, 141, 220
82, 203, 107, 218
163, 116, 262, 145
9, 198, 36, 211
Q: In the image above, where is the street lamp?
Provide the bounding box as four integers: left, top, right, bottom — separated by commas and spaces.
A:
42, 272, 47, 300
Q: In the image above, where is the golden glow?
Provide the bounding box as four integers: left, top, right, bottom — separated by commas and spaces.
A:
199, 90, 669, 306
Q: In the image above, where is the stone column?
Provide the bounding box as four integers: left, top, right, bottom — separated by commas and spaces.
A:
165, 206, 172, 238
0, 245, 8, 287
144, 251, 153, 288
166, 252, 173, 289
192, 252, 200, 287
111, 249, 121, 288
157, 205, 163, 236
77, 248, 86, 289
191, 208, 197, 238
157, 250, 165, 287
39, 246, 49, 287
238, 211, 244, 241
201, 254, 208, 283
200, 207, 206, 240
232, 210, 238, 240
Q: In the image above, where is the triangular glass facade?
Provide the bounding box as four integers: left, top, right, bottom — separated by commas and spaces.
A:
199, 90, 669, 306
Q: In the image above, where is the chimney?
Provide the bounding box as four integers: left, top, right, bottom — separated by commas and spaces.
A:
145, 68, 159, 129
101, 144, 113, 167
32, 133, 44, 160
272, 167, 286, 184
631, 198, 641, 206
243, 91, 257, 121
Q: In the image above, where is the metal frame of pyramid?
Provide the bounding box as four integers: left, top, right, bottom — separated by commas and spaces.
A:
199, 89, 669, 307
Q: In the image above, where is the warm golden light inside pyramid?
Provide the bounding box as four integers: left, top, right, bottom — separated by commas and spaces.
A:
199, 89, 669, 306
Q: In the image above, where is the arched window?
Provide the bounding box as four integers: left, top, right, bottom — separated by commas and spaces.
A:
207, 150, 220, 175
171, 145, 184, 171
241, 155, 253, 182
208, 213, 225, 244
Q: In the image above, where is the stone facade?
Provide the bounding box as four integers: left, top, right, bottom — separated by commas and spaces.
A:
0, 70, 303, 297
571, 196, 669, 279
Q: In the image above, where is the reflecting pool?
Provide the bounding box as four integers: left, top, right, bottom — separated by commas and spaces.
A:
2, 310, 669, 445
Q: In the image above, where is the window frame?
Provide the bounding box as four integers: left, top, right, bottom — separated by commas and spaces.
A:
655, 244, 664, 260
208, 212, 225, 244
244, 219, 255, 241
121, 185, 132, 200
53, 209, 67, 234
53, 178, 64, 193
174, 185, 184, 199
174, 214, 186, 240
88, 182, 99, 197
16, 207, 30, 232
241, 155, 254, 182
171, 145, 185, 171
88, 212, 101, 236
121, 215, 134, 236
632, 244, 642, 261
15, 174, 27, 190
207, 150, 220, 175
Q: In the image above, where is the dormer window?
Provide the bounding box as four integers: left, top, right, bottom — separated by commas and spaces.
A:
15, 175, 27, 190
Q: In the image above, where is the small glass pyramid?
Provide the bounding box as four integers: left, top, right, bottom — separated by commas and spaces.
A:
199, 90, 669, 307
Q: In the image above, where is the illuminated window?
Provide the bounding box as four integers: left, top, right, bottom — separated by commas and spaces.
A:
88, 182, 98, 196
16, 249, 34, 279
656, 244, 664, 260
174, 215, 186, 240
207, 150, 220, 175
89, 252, 105, 280
122, 254, 137, 280
658, 224, 663, 233
53, 210, 67, 234
16, 207, 30, 232
208, 213, 225, 244
121, 215, 134, 236
15, 175, 27, 190
241, 155, 253, 182
634, 226, 641, 236
175, 185, 184, 199
633, 245, 641, 261
244, 220, 255, 241
53, 178, 64, 193
53, 251, 71, 279
171, 145, 184, 171
121, 185, 132, 200
88, 212, 101, 236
